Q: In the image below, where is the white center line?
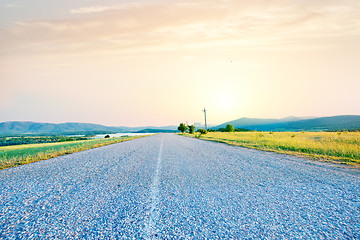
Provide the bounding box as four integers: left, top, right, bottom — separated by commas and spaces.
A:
145, 137, 163, 239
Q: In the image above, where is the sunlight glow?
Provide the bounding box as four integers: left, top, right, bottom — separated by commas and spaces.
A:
1, 0, 360, 125
219, 96, 231, 109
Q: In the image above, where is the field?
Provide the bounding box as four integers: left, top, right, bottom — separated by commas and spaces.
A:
0, 136, 146, 170
182, 132, 360, 166
0, 136, 90, 147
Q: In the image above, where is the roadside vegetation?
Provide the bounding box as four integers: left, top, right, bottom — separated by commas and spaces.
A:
178, 123, 188, 133
0, 135, 146, 170
180, 126, 360, 166
0, 136, 91, 147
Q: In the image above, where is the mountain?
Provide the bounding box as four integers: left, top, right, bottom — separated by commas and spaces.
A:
215, 115, 360, 131
0, 121, 178, 136
135, 129, 176, 133
3, 115, 359, 135
215, 116, 310, 130
277, 115, 360, 131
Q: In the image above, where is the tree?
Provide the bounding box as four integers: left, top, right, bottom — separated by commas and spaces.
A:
188, 125, 195, 134
178, 123, 188, 133
225, 124, 235, 132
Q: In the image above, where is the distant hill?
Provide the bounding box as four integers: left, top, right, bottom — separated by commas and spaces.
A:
216, 116, 312, 130
215, 115, 360, 131
277, 115, 360, 131
0, 121, 178, 136
135, 129, 176, 133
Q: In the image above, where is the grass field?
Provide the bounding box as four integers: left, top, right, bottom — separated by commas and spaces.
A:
181, 132, 360, 166
0, 135, 147, 170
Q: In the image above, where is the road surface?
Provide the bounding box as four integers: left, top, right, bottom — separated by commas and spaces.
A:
0, 134, 359, 239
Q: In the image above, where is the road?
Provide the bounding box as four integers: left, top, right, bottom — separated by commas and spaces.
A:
0, 134, 359, 239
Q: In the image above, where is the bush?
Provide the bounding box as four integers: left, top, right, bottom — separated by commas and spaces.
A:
197, 128, 207, 134
225, 124, 235, 132
235, 128, 252, 132
178, 123, 188, 133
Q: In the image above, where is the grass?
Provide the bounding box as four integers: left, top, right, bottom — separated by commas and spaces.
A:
0, 136, 147, 170
0, 135, 90, 146
181, 132, 360, 166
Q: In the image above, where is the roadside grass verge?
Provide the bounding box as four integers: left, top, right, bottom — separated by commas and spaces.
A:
0, 136, 147, 170
181, 132, 360, 166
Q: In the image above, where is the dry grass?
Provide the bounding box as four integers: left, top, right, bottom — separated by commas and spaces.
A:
0, 136, 147, 170
181, 132, 360, 166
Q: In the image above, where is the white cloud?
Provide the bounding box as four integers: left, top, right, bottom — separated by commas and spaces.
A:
70, 3, 147, 14
4, 3, 21, 8
2, 0, 360, 57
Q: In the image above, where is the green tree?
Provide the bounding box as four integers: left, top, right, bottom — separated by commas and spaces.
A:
188, 125, 195, 134
178, 123, 188, 133
225, 124, 235, 132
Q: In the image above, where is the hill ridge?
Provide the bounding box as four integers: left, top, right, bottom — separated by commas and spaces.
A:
215, 115, 360, 131
0, 121, 177, 136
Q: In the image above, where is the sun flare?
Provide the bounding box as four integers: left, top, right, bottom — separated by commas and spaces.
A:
218, 96, 231, 109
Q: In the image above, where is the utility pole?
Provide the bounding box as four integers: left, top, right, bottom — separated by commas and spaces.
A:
202, 107, 207, 130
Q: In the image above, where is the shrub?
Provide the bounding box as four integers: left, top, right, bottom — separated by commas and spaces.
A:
197, 128, 207, 134
235, 128, 252, 132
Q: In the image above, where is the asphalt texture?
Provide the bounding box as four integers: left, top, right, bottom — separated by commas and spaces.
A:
0, 134, 359, 239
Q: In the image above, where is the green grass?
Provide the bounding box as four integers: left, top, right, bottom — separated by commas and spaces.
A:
0, 136, 147, 170
0, 135, 90, 146
181, 132, 360, 166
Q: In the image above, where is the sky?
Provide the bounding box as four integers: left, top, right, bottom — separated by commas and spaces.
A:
1, 0, 360, 126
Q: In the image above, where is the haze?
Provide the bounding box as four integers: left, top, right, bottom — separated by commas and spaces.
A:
1, 0, 360, 126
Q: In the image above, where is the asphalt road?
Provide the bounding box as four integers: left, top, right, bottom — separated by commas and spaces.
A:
0, 134, 359, 239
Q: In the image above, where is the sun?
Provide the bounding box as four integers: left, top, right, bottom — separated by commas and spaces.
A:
219, 96, 231, 108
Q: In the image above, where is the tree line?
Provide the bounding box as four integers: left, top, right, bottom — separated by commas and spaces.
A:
178, 123, 252, 134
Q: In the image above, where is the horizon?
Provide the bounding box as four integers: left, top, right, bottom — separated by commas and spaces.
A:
1, 114, 359, 128
1, 0, 360, 126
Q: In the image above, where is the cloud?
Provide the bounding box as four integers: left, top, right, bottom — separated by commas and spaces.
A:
70, 3, 148, 14
1, 0, 360, 57
4, 3, 22, 8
